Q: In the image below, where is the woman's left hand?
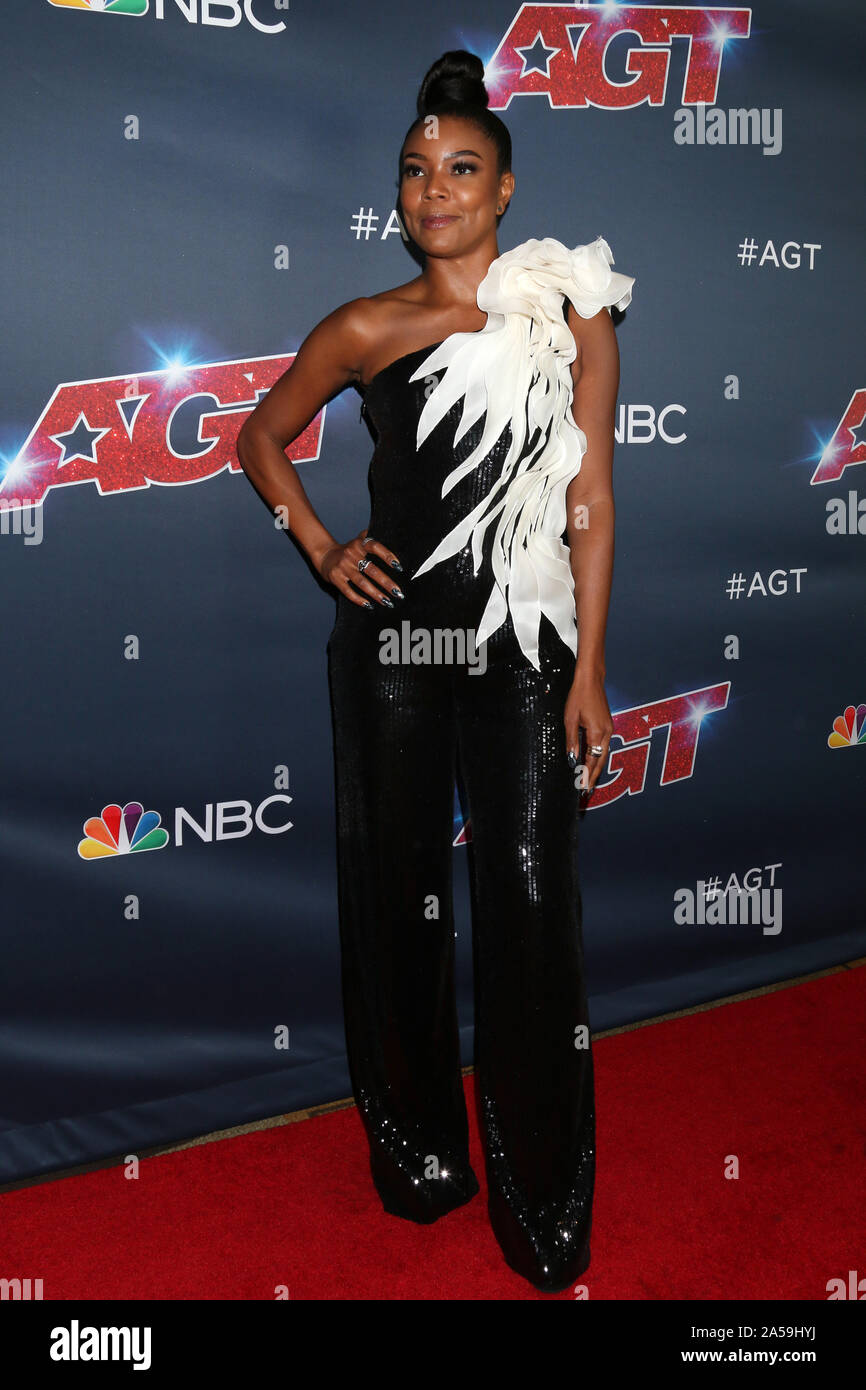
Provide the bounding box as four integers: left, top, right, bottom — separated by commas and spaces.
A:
564, 668, 614, 795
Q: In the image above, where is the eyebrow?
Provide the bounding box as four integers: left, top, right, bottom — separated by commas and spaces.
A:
402, 149, 484, 161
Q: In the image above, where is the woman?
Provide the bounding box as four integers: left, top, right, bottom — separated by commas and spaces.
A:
237, 50, 633, 1293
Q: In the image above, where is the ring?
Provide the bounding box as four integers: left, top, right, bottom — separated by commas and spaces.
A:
589, 744, 604, 756
358, 557, 371, 574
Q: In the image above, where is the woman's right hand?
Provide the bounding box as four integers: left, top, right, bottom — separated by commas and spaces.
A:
317, 530, 404, 609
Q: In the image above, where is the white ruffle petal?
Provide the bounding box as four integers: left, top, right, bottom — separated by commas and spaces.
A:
409, 235, 634, 671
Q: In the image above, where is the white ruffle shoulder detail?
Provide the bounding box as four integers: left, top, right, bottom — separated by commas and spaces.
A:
407, 235, 634, 671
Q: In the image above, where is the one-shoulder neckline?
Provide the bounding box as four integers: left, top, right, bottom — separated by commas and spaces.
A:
360, 340, 445, 393
359, 325, 486, 393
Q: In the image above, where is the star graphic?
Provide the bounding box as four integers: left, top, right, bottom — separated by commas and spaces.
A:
49, 413, 111, 466
848, 412, 866, 453
515, 34, 561, 79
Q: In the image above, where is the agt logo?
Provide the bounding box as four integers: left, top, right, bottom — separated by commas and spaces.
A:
811, 389, 866, 485
453, 680, 731, 840
808, 387, 866, 535
78, 795, 293, 859
1, 354, 321, 511
46, 0, 287, 34
486, 4, 751, 110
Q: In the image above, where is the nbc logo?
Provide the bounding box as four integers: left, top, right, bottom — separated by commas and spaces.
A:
45, 0, 287, 29
827, 704, 865, 749
79, 802, 169, 859
78, 793, 293, 859
47, 1, 148, 13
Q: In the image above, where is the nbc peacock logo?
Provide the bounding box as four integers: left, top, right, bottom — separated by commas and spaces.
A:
78, 801, 169, 860
827, 704, 866, 749
46, 1, 148, 14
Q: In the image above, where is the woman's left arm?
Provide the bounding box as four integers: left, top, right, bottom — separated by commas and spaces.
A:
562, 299, 621, 793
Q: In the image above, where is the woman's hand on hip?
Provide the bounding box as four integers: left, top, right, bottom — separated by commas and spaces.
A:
317, 530, 404, 608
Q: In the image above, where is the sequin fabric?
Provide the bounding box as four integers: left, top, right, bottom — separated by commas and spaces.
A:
325, 346, 595, 1291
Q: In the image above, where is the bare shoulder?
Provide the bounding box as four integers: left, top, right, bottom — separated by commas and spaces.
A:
353, 275, 429, 341
298, 297, 377, 383
238, 280, 427, 447
305, 280, 424, 384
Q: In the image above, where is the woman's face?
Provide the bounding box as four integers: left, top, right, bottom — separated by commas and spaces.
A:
398, 114, 514, 257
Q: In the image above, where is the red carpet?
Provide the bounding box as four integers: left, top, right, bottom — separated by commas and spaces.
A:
2, 967, 864, 1299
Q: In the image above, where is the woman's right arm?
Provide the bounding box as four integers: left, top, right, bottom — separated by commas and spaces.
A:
236, 301, 401, 607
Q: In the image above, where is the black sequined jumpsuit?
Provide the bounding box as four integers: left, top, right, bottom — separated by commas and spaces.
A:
326, 342, 595, 1291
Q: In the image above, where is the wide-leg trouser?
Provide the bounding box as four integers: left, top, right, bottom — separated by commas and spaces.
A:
326, 604, 595, 1291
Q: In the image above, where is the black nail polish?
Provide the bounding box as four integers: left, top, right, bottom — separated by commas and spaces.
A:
391, 559, 403, 571
391, 586, 404, 599
364, 600, 374, 609
380, 596, 394, 608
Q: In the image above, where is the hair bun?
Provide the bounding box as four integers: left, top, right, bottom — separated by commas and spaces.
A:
417, 50, 489, 116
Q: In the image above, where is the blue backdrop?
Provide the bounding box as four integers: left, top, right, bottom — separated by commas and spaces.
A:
1, 0, 863, 1185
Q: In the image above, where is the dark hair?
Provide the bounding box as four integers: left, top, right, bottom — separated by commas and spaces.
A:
403, 50, 512, 178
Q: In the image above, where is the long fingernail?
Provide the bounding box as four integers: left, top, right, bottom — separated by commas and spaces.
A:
363, 600, 374, 609
391, 559, 403, 571
391, 586, 404, 599
380, 596, 394, 608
